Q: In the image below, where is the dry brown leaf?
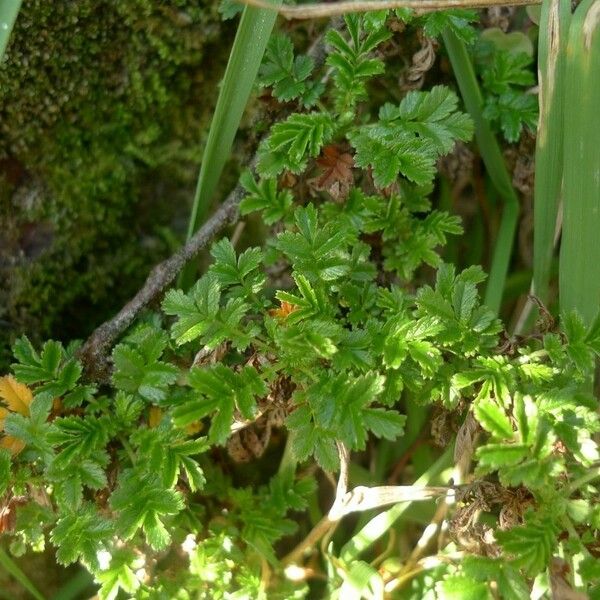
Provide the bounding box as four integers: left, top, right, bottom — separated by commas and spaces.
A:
310, 145, 354, 201
227, 422, 271, 463
0, 375, 33, 416
0, 494, 28, 534
550, 558, 588, 600
402, 34, 438, 90
431, 406, 456, 447
0, 436, 26, 455
454, 412, 479, 479
148, 406, 163, 428
192, 341, 229, 368
0, 375, 33, 455
185, 422, 203, 436
280, 171, 298, 189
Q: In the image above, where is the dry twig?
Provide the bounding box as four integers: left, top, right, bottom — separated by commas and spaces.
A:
77, 190, 243, 382
237, 0, 542, 21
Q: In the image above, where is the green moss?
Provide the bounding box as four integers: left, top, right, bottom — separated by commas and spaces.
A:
0, 0, 230, 367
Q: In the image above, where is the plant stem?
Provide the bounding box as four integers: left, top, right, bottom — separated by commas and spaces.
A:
119, 435, 137, 465
567, 466, 600, 494
0, 547, 45, 600
384, 552, 463, 593
283, 515, 333, 565
442, 30, 520, 316
278, 430, 298, 477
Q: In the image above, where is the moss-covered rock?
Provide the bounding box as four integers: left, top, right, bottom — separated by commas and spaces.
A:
0, 0, 230, 367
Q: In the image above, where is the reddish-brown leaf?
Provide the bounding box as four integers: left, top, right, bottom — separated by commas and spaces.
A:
311, 145, 354, 201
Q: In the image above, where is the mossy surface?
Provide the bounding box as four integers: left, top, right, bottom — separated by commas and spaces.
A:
0, 0, 230, 368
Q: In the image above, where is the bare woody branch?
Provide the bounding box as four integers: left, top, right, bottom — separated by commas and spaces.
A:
238, 0, 541, 21
77, 188, 243, 382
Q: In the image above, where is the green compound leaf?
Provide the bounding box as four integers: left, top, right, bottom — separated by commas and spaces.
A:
361, 408, 406, 440
483, 91, 538, 143
11, 336, 91, 403
163, 274, 254, 349
110, 470, 185, 550
112, 326, 178, 403
287, 370, 400, 466
275, 204, 351, 282
419, 9, 478, 44
462, 556, 528, 600
349, 86, 473, 188
496, 518, 558, 576
350, 127, 437, 187
51, 503, 113, 568
327, 14, 391, 112
476, 47, 538, 142
162, 275, 221, 345
48, 415, 113, 469
258, 33, 323, 106
50, 459, 108, 512
481, 51, 536, 94
382, 86, 474, 155
239, 170, 294, 225
476, 443, 529, 470
276, 272, 334, 323
474, 398, 514, 439
436, 574, 491, 600
175, 364, 267, 445
95, 549, 139, 600
209, 238, 265, 298
258, 112, 336, 176
132, 427, 208, 492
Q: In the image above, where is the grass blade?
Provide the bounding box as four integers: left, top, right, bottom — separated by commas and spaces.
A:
442, 30, 520, 315
0, 0, 22, 61
180, 0, 281, 288
532, 0, 570, 306
0, 547, 45, 600
50, 569, 94, 600
558, 0, 600, 325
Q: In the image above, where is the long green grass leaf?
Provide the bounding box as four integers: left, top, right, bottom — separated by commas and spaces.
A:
50, 569, 94, 600
180, 0, 282, 288
559, 0, 600, 325
0, 0, 21, 61
0, 547, 45, 600
442, 30, 520, 315
532, 0, 570, 306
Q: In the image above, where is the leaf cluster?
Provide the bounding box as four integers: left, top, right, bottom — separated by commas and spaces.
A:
257, 33, 324, 107
1, 12, 598, 600
474, 36, 538, 142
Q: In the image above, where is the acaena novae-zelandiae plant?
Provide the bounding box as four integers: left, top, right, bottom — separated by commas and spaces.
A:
2, 5, 600, 599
